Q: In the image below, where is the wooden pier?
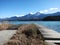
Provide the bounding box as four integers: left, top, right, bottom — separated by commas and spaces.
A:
37, 25, 60, 45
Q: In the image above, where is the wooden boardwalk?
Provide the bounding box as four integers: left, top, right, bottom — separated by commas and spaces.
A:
37, 25, 60, 45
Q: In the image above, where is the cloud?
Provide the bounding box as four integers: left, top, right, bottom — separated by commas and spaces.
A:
39, 10, 48, 13
39, 8, 59, 13
39, 11, 44, 13
49, 8, 58, 11
44, 10, 48, 12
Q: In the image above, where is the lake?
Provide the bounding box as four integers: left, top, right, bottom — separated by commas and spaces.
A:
0, 21, 60, 33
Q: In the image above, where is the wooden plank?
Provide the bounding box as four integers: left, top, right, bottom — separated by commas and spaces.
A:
37, 25, 60, 39
37, 25, 60, 45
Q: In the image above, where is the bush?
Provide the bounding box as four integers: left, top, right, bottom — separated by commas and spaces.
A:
4, 24, 44, 45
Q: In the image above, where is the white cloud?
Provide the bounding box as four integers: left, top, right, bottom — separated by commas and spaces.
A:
44, 10, 48, 12
49, 8, 60, 13
39, 10, 48, 13
39, 11, 44, 13
39, 8, 59, 13
49, 8, 58, 11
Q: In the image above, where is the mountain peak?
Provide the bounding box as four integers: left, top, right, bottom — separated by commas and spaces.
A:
25, 13, 33, 16
35, 12, 40, 14
34, 12, 44, 16
29, 12, 34, 14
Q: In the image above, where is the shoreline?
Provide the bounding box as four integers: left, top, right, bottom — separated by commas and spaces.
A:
0, 24, 60, 45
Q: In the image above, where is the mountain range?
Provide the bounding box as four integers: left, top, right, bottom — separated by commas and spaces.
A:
0, 12, 60, 21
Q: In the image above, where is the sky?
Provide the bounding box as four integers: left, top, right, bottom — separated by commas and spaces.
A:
0, 0, 60, 18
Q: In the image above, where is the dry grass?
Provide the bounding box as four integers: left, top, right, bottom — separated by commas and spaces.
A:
4, 24, 45, 45
0, 23, 13, 30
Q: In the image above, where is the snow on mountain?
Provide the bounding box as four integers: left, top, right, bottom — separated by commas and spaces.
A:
0, 12, 60, 21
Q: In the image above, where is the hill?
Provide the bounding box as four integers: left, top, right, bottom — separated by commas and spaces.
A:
0, 12, 60, 21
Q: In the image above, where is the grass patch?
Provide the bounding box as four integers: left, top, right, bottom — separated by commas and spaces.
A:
4, 24, 45, 45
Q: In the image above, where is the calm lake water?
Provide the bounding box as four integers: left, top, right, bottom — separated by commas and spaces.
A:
1, 21, 60, 33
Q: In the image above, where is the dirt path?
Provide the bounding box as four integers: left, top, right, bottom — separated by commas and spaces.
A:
0, 30, 16, 45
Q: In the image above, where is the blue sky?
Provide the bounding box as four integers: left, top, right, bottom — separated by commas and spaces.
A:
0, 0, 60, 18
